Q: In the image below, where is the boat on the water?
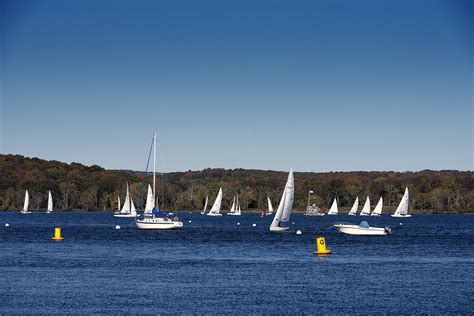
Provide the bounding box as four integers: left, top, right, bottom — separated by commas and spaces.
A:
327, 198, 338, 215
207, 188, 223, 216
46, 190, 53, 213
359, 196, 371, 216
21, 190, 31, 214
114, 182, 137, 218
347, 197, 359, 216
270, 168, 294, 232
334, 221, 391, 235
391, 187, 412, 218
201, 195, 208, 215
266, 196, 274, 215
135, 131, 183, 230
371, 196, 383, 217
227, 195, 241, 216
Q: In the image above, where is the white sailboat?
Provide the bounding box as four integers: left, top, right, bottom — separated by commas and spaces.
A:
348, 197, 359, 216
21, 190, 31, 214
207, 188, 223, 216
46, 190, 53, 213
266, 196, 274, 215
359, 196, 371, 216
327, 198, 338, 215
201, 195, 209, 214
392, 187, 412, 218
227, 195, 241, 216
371, 196, 383, 217
270, 168, 294, 232
117, 196, 121, 213
136, 131, 183, 230
114, 183, 137, 218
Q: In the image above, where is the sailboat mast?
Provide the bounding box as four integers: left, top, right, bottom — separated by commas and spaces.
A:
153, 131, 156, 208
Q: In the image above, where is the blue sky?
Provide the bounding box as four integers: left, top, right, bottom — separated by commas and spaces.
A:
1, 0, 472, 172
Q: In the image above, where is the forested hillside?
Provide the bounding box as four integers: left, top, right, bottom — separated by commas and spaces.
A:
1, 154, 472, 213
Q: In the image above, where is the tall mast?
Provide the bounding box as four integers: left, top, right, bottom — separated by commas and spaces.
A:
153, 130, 156, 208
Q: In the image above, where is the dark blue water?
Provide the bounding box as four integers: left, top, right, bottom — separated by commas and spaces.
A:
1, 212, 473, 314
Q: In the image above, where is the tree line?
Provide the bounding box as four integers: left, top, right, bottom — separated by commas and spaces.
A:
0, 154, 472, 213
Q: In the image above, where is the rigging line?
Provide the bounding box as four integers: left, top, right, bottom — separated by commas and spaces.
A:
137, 134, 154, 211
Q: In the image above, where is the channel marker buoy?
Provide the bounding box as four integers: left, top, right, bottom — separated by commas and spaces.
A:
51, 227, 64, 241
314, 237, 331, 256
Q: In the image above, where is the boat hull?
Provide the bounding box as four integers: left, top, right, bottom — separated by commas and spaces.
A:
206, 213, 222, 216
391, 214, 412, 218
135, 219, 183, 230
334, 224, 389, 235
270, 226, 289, 232
114, 213, 136, 218
226, 213, 241, 216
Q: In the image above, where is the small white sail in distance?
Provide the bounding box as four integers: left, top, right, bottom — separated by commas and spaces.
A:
118, 196, 121, 212
47, 190, 53, 213
267, 196, 274, 214
121, 183, 131, 213
371, 196, 383, 216
22, 190, 29, 213
130, 196, 137, 216
208, 188, 223, 215
270, 168, 294, 231
327, 198, 338, 215
348, 197, 359, 215
201, 195, 208, 214
144, 184, 155, 215
235, 196, 241, 215
360, 196, 371, 216
392, 187, 411, 217
229, 196, 236, 213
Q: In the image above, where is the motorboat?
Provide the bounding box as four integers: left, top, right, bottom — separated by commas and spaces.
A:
333, 221, 391, 236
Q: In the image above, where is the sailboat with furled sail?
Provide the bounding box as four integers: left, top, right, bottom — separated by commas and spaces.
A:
114, 183, 137, 217
46, 190, 53, 213
21, 190, 31, 214
371, 196, 383, 217
207, 188, 223, 216
327, 198, 338, 215
270, 168, 294, 232
392, 187, 412, 218
348, 197, 359, 216
359, 196, 371, 216
135, 131, 183, 229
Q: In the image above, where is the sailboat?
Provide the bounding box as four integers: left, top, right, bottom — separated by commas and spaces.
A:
21, 190, 31, 214
348, 197, 359, 216
117, 196, 121, 213
270, 168, 294, 232
392, 187, 412, 218
327, 198, 338, 215
135, 131, 183, 230
266, 197, 274, 215
227, 195, 241, 216
46, 190, 53, 213
114, 183, 137, 218
359, 196, 371, 216
207, 188, 223, 216
371, 196, 383, 217
201, 195, 209, 214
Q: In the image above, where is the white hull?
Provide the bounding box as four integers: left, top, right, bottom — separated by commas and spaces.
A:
334, 224, 390, 235
270, 226, 289, 232
226, 213, 241, 216
304, 214, 325, 216
391, 214, 412, 218
20, 211, 31, 214
136, 217, 183, 230
370, 214, 381, 217
206, 213, 222, 216
359, 214, 369, 216
348, 213, 356, 216
327, 213, 337, 216
114, 213, 136, 218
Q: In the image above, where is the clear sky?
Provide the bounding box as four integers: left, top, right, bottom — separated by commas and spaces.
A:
1, 0, 472, 172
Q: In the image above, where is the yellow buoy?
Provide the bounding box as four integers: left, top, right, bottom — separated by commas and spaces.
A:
315, 237, 331, 255
51, 227, 64, 241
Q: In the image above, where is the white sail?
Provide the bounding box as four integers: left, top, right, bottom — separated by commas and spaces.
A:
47, 191, 53, 212
371, 196, 383, 216
22, 190, 29, 213
394, 187, 409, 216
118, 196, 121, 212
121, 183, 131, 213
130, 196, 137, 215
270, 168, 294, 230
202, 195, 208, 214
327, 198, 338, 215
209, 188, 223, 214
144, 184, 155, 215
267, 196, 274, 214
360, 196, 371, 216
348, 197, 359, 215
229, 196, 236, 213
236, 196, 241, 215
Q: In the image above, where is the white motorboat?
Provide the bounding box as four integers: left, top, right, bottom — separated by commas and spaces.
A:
46, 190, 53, 213
334, 221, 391, 236
327, 198, 338, 215
270, 168, 294, 232
359, 196, 371, 216
135, 131, 183, 230
392, 187, 412, 218
114, 182, 137, 218
371, 196, 383, 217
347, 197, 359, 216
21, 190, 31, 214
207, 188, 223, 216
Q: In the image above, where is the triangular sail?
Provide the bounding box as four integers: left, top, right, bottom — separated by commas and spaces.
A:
130, 196, 137, 215
118, 196, 121, 212
267, 196, 274, 214
203, 195, 208, 213
144, 184, 155, 215
271, 169, 294, 228
209, 188, 223, 214
327, 198, 338, 215
394, 187, 409, 216
348, 197, 359, 215
234, 196, 241, 215
371, 197, 383, 216
23, 190, 29, 213
47, 191, 53, 212
121, 183, 131, 213
229, 196, 236, 213
360, 196, 371, 215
